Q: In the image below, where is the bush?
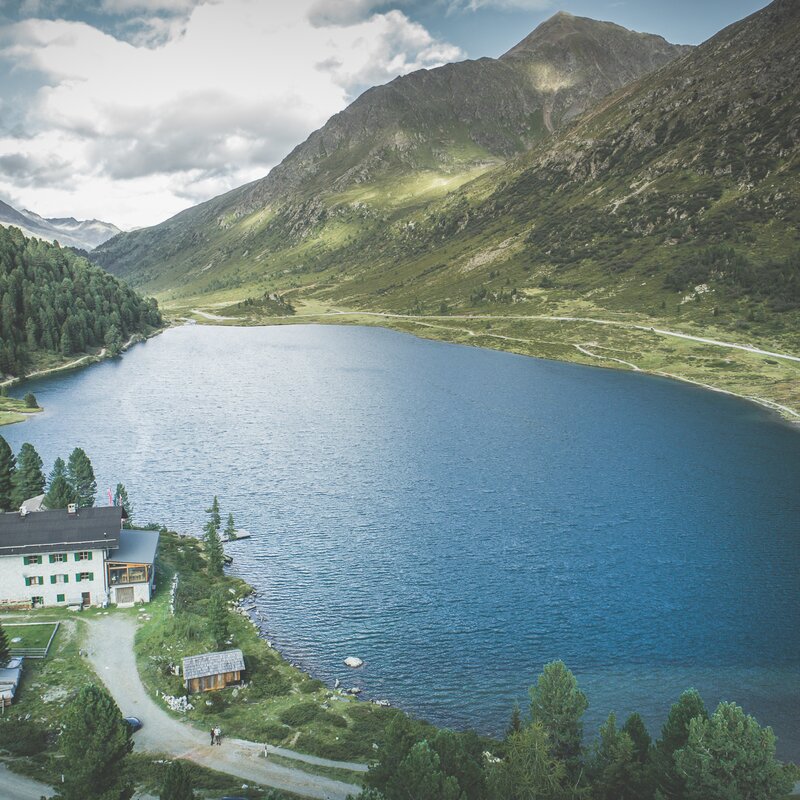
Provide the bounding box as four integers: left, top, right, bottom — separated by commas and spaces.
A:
298, 677, 325, 694
23, 392, 37, 408
256, 722, 291, 743
279, 702, 322, 727
200, 692, 226, 714
0, 720, 49, 756
247, 665, 292, 699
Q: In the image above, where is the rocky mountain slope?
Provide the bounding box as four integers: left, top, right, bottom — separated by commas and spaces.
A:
0, 200, 121, 250
92, 12, 690, 288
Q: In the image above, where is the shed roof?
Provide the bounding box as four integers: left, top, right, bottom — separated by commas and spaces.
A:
0, 506, 122, 556
21, 494, 46, 512
109, 529, 159, 565
182, 649, 245, 680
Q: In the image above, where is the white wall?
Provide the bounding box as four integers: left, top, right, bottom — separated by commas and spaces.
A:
0, 548, 108, 607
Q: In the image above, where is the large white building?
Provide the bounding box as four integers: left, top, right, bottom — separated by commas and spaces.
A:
0, 505, 158, 608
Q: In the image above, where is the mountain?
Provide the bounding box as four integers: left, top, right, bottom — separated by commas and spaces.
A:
91, 13, 690, 289
0, 200, 122, 251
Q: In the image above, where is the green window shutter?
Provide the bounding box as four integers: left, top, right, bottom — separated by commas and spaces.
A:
25, 577, 31, 587
76, 574, 82, 582
57, 594, 65, 603
50, 575, 56, 585
49, 554, 56, 564
23, 556, 28, 565
88, 572, 94, 581
64, 575, 69, 583
88, 552, 93, 561
74, 553, 80, 561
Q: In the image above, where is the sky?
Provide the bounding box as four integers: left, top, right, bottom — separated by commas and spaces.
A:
0, 0, 771, 230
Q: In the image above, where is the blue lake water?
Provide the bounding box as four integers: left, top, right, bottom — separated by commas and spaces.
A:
5, 324, 800, 758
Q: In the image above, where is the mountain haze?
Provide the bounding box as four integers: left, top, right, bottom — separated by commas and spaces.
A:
92, 12, 690, 287
0, 200, 121, 251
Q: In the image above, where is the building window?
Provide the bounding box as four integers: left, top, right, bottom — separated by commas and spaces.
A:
76, 572, 94, 582
31, 596, 44, 606
50, 574, 69, 584
23, 555, 42, 565
49, 553, 67, 563
74, 551, 92, 562
25, 576, 44, 586
56, 593, 65, 603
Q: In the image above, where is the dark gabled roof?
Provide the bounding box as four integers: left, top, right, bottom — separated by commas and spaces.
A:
182, 649, 245, 680
0, 506, 122, 556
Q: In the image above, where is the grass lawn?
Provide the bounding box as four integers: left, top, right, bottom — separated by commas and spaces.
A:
0, 395, 41, 426
5, 622, 59, 653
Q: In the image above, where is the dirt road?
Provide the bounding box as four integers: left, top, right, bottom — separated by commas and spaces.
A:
85, 616, 362, 800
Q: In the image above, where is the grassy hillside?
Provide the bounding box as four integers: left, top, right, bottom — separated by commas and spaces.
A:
94, 2, 800, 417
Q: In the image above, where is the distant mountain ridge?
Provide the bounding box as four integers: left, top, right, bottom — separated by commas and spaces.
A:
92, 12, 691, 285
0, 200, 121, 251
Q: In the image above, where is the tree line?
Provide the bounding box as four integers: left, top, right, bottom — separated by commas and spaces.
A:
359, 660, 793, 800
0, 434, 132, 519
0, 226, 162, 378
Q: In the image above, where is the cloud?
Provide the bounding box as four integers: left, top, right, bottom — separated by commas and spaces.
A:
0, 0, 463, 228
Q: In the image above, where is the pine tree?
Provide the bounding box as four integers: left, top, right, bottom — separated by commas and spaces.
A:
384, 741, 461, 800
0, 434, 15, 511
590, 713, 637, 800
653, 689, 708, 799
160, 759, 194, 800
206, 495, 221, 529
529, 660, 588, 767
224, 512, 236, 541
676, 702, 792, 800
203, 520, 224, 578
0, 621, 10, 666
67, 447, 96, 507
208, 591, 229, 649
55, 684, 132, 800
11, 442, 45, 508
44, 456, 77, 509
507, 703, 522, 737
114, 483, 133, 524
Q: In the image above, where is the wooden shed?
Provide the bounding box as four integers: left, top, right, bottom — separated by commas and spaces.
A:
182, 649, 245, 693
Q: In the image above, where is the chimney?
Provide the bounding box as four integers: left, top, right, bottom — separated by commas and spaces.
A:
67, 503, 77, 516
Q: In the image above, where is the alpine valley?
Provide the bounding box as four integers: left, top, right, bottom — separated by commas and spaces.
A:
90, 1, 800, 418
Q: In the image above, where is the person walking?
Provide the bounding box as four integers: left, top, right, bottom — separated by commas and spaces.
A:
210, 727, 215, 746
214, 725, 222, 745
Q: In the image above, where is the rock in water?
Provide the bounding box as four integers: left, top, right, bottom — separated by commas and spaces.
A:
344, 656, 364, 668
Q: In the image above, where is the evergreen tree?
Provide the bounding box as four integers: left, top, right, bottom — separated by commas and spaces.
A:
589, 713, 637, 800
23, 392, 37, 408
622, 713, 652, 764
114, 483, 133, 524
160, 759, 194, 800
0, 434, 15, 511
384, 741, 462, 800
67, 447, 96, 507
206, 495, 221, 529
55, 684, 132, 800
507, 703, 523, 737
11, 442, 45, 508
224, 512, 236, 540
208, 591, 229, 649
0, 621, 9, 666
43, 456, 77, 509
529, 660, 588, 767
675, 702, 792, 800
486, 723, 574, 800
431, 729, 487, 800
203, 520, 224, 578
652, 689, 708, 799
365, 715, 420, 793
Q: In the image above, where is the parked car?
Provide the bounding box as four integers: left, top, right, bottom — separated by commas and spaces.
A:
123, 716, 143, 732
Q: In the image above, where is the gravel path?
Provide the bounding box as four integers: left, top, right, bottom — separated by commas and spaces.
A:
85, 615, 362, 800
0, 764, 54, 800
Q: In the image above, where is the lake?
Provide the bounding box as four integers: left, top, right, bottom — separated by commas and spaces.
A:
5, 324, 800, 758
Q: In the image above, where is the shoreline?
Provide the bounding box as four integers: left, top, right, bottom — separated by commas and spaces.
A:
174, 311, 800, 427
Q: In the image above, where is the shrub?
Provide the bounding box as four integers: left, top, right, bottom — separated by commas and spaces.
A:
298, 677, 325, 694
0, 720, 49, 755
201, 692, 226, 714
279, 702, 321, 727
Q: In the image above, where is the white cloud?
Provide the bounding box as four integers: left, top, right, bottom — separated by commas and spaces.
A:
0, 0, 463, 229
